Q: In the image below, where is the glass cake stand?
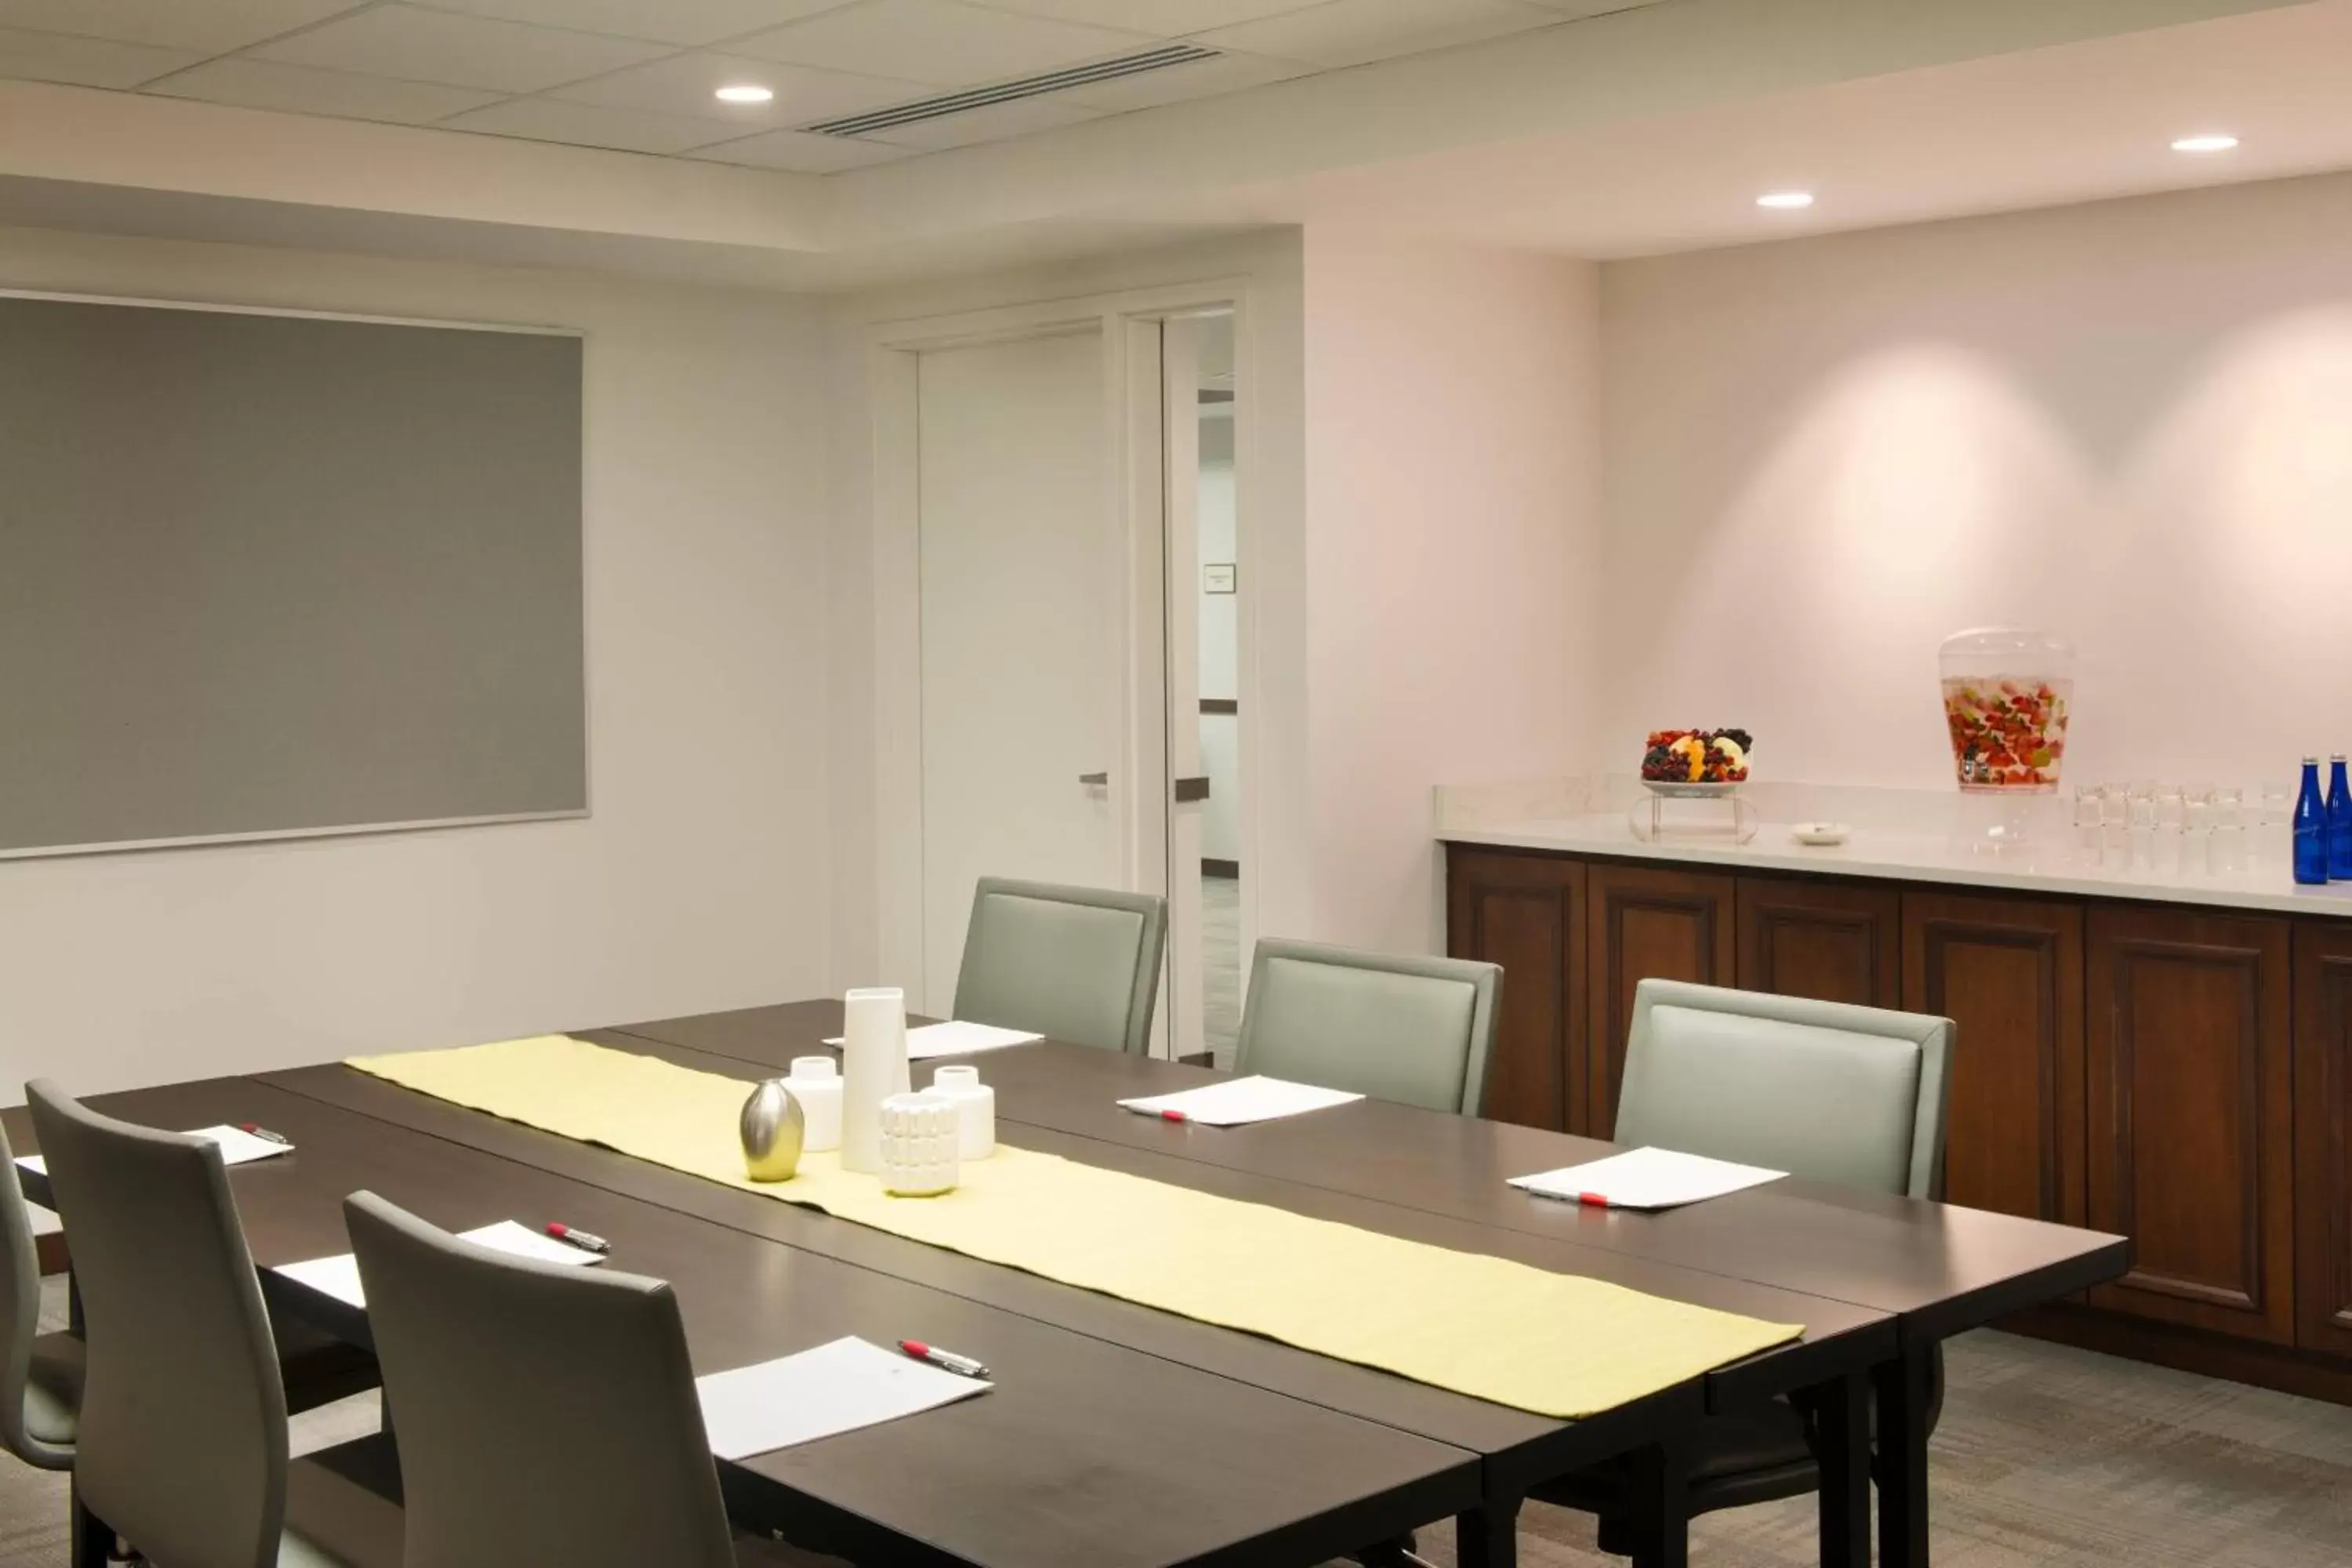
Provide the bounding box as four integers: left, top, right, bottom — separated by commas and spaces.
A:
1630, 781, 1758, 844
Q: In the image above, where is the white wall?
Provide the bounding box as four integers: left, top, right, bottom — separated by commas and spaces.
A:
1301, 234, 1602, 955
0, 224, 834, 1097
1601, 171, 2352, 793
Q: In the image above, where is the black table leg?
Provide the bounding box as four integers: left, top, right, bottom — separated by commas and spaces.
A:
1875, 1347, 1933, 1568
69, 1479, 111, 1568
1456, 1492, 1522, 1568
1803, 1373, 1871, 1568
1627, 1443, 1690, 1568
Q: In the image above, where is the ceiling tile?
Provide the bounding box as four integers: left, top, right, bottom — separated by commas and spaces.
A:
1519, 0, 1664, 13
408, 0, 859, 47
731, 0, 1154, 88
963, 0, 1319, 31
441, 96, 742, 153
0, 0, 365, 53
1191, 0, 1558, 68
550, 50, 923, 125
1054, 45, 1305, 111
859, 90, 1099, 148
688, 127, 912, 171
0, 24, 198, 88
147, 57, 504, 125
255, 5, 670, 94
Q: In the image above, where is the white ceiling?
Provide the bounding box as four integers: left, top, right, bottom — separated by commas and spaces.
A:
0, 0, 1659, 172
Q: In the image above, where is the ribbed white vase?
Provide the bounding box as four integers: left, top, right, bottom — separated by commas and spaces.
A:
838, 986, 909, 1174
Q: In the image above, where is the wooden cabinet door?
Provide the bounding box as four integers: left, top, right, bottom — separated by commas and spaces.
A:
1585, 862, 1734, 1137
1445, 847, 1583, 1131
2086, 905, 2294, 1343
1901, 891, 2085, 1226
2293, 921, 2352, 1359
1737, 876, 1900, 1008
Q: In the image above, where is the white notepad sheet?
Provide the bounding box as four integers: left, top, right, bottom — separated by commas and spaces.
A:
819, 1021, 1042, 1060
1117, 1076, 1364, 1127
695, 1336, 990, 1461
1509, 1146, 1786, 1210
272, 1220, 601, 1308
16, 1123, 293, 1178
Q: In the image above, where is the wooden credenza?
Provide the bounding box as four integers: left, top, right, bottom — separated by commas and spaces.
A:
1446, 840, 2352, 1403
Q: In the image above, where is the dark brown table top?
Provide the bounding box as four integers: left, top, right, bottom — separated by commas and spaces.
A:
8, 1079, 1479, 1568
610, 1001, 2128, 1347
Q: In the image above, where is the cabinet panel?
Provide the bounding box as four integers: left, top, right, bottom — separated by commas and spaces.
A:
1901, 891, 2084, 1225
2086, 905, 2293, 1344
1445, 848, 1583, 1131
1737, 877, 1900, 1008
1585, 862, 1734, 1137
2294, 922, 2352, 1359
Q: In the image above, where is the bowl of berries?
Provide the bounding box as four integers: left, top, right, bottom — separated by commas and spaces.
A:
1640, 729, 1753, 797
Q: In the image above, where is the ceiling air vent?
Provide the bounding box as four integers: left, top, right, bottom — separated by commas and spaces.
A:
805, 43, 1218, 136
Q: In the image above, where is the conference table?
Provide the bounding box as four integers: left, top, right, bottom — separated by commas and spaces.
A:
11, 1000, 2127, 1568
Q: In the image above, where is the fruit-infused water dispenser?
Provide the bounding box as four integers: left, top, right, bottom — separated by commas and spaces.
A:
1940, 627, 2075, 795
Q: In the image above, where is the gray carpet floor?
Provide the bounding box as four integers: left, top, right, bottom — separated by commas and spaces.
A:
6, 1274, 2348, 1566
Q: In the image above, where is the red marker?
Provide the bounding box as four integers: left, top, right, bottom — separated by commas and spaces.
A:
545, 1222, 610, 1254
898, 1340, 989, 1379
238, 1123, 292, 1145
1124, 1105, 1189, 1123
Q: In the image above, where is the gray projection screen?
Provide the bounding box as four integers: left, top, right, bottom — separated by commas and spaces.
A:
0, 292, 586, 858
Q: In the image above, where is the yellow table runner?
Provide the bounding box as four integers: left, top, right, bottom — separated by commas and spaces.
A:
348, 1035, 1802, 1419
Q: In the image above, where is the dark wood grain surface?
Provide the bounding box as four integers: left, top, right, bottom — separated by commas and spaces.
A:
7, 1080, 1479, 1568
2085, 904, 2293, 1345
608, 1002, 2125, 1347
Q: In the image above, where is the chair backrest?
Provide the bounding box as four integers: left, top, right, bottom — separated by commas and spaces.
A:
1613, 980, 1956, 1199
344, 1192, 738, 1568
1232, 939, 1501, 1116
953, 877, 1167, 1054
0, 1119, 70, 1469
25, 1080, 289, 1568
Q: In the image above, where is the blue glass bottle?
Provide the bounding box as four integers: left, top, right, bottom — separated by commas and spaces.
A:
2296, 757, 2329, 885
2329, 756, 2352, 880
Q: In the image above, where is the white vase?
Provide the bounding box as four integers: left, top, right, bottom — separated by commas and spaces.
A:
839, 987, 909, 1174
785, 1055, 844, 1153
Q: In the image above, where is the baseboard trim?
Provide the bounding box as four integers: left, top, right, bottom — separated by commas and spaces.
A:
2002, 1302, 2352, 1406
1202, 858, 1239, 879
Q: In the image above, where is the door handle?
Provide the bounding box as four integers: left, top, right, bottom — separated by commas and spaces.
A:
1079, 771, 1109, 786
1173, 776, 1210, 803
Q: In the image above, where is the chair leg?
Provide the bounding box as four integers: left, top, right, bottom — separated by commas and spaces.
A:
1626, 1443, 1690, 1568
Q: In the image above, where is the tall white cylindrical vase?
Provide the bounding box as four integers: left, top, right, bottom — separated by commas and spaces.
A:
839, 987, 910, 1174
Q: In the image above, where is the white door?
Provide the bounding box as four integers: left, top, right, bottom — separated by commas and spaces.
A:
916, 328, 1126, 1012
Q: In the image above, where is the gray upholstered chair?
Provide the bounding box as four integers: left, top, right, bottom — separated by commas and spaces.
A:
343, 1192, 840, 1568
24, 1080, 401, 1568
953, 877, 1167, 1054
0, 1120, 79, 1472
1537, 980, 1956, 1566
1232, 939, 1501, 1116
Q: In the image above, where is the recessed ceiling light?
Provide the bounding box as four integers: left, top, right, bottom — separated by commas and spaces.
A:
2170, 133, 2239, 154
715, 84, 774, 104
1756, 191, 1815, 210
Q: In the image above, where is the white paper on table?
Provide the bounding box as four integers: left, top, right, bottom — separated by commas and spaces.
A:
1508, 1146, 1786, 1210
271, 1220, 604, 1308
819, 1021, 1042, 1060
1117, 1076, 1363, 1127
16, 1123, 293, 1178
695, 1336, 989, 1461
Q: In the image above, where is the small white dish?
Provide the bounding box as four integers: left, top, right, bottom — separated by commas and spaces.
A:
1790, 822, 1851, 846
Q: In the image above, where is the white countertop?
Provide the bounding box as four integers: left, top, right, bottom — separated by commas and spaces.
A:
1442, 811, 2352, 920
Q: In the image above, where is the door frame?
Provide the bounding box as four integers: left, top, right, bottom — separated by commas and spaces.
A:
867, 278, 1258, 1036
